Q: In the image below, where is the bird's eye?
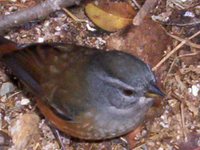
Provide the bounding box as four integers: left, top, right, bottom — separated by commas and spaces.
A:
122, 89, 135, 96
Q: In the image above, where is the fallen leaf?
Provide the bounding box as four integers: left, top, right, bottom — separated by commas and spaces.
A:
85, 2, 136, 32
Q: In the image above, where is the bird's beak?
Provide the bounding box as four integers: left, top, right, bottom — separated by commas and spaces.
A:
145, 83, 165, 98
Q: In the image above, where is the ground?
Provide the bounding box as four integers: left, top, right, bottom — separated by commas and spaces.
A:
0, 0, 199, 150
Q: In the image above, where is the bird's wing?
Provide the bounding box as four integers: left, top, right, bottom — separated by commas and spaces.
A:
0, 40, 95, 121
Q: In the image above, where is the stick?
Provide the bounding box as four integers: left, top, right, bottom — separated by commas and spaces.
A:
153, 30, 200, 71
133, 0, 158, 26
0, 0, 81, 34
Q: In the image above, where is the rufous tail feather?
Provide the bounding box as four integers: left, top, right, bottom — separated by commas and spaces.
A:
0, 36, 18, 56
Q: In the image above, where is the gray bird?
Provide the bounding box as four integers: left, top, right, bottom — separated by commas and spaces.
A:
0, 37, 164, 140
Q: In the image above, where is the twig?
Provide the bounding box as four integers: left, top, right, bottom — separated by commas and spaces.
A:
171, 93, 188, 142
5, 3, 28, 9
166, 19, 200, 27
132, 143, 146, 150
33, 143, 40, 150
131, 0, 141, 9
171, 1, 185, 9
0, 0, 81, 34
168, 33, 200, 49
133, 0, 158, 26
62, 8, 88, 23
153, 41, 186, 71
163, 57, 178, 83
153, 30, 200, 71
163, 50, 199, 82
180, 102, 187, 142
179, 52, 200, 58
7, 91, 21, 99
62, 8, 97, 32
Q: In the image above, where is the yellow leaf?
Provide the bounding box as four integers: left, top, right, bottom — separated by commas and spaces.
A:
85, 2, 136, 32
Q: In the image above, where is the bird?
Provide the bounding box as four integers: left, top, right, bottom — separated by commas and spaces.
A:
0, 36, 164, 140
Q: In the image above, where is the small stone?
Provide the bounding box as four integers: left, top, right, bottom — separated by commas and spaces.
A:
44, 21, 50, 27
184, 11, 195, 17
20, 98, 30, 106
21, 34, 27, 38
9, 113, 40, 150
37, 37, 44, 43
8, 6, 18, 12
55, 26, 61, 31
188, 84, 200, 97
0, 82, 15, 97
86, 23, 96, 32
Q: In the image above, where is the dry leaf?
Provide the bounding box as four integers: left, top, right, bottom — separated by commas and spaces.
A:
85, 2, 136, 32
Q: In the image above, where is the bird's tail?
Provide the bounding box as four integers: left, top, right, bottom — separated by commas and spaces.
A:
0, 36, 18, 56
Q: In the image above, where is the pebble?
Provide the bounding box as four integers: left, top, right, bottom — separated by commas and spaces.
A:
20, 98, 30, 106
0, 82, 15, 97
188, 84, 200, 97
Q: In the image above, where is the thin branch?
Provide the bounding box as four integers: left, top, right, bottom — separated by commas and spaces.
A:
167, 33, 200, 49
62, 8, 88, 23
166, 19, 200, 27
180, 102, 188, 142
153, 30, 200, 71
131, 0, 141, 9
0, 0, 81, 34
133, 0, 158, 26
179, 52, 200, 58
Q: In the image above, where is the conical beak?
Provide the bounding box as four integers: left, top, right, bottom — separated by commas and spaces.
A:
145, 83, 165, 98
